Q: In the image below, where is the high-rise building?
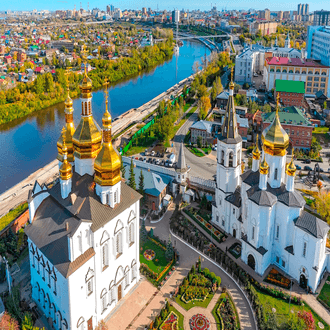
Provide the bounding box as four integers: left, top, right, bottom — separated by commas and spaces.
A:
142, 7, 147, 15
307, 26, 330, 68
172, 9, 180, 23
106, 5, 110, 13
313, 10, 330, 26
259, 8, 270, 20
297, 4, 302, 15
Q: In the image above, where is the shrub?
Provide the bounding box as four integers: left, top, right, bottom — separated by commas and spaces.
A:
203, 268, 210, 277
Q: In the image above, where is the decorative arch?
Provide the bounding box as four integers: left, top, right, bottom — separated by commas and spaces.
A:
100, 230, 110, 245
247, 252, 257, 271
62, 319, 68, 330
100, 288, 107, 298
276, 69, 280, 72
114, 219, 124, 234
85, 267, 94, 282
77, 317, 85, 328
131, 259, 137, 268
109, 280, 115, 290
128, 210, 136, 224
115, 266, 124, 284
30, 243, 35, 255
299, 265, 309, 278
57, 310, 62, 326
124, 266, 130, 274
228, 150, 234, 167
51, 303, 56, 324
282, 69, 287, 73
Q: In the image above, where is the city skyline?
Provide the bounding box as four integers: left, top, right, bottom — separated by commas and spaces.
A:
1, 0, 330, 13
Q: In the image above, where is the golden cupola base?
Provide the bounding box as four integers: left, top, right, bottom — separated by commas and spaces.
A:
252, 135, 261, 160
262, 95, 289, 156
94, 83, 121, 187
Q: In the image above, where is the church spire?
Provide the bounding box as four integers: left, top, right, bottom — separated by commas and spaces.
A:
176, 143, 187, 173
219, 67, 242, 144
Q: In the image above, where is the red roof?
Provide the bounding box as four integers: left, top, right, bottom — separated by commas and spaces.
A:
267, 57, 328, 68
35, 67, 42, 72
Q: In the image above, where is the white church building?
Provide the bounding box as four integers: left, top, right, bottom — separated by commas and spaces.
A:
25, 71, 141, 330
212, 78, 330, 292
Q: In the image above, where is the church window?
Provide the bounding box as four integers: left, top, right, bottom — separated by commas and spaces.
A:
77, 317, 85, 330
252, 226, 255, 240
87, 278, 93, 296
101, 290, 107, 313
78, 234, 82, 254
229, 152, 233, 167
274, 168, 278, 180
116, 232, 123, 258
216, 215, 219, 223
102, 243, 109, 270
233, 208, 235, 215
303, 242, 307, 257
221, 150, 224, 165
129, 223, 134, 246
276, 225, 279, 239
106, 194, 110, 205
221, 216, 225, 227
282, 260, 286, 268
114, 191, 117, 203
125, 272, 129, 288
276, 256, 280, 263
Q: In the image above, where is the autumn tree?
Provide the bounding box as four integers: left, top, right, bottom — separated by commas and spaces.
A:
0, 312, 19, 330
198, 96, 211, 120
315, 191, 330, 224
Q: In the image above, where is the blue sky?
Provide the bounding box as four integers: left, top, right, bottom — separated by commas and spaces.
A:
1, 0, 329, 12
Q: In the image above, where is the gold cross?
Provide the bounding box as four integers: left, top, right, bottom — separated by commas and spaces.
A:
104, 78, 109, 111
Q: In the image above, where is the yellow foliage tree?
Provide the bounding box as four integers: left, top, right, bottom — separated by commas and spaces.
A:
198, 96, 211, 120
315, 191, 330, 224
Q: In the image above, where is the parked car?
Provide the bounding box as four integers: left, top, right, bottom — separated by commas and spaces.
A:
165, 160, 169, 167
296, 165, 301, 170
161, 159, 165, 166
319, 168, 324, 172
304, 159, 311, 164
151, 151, 155, 156
139, 157, 143, 161
304, 166, 312, 171
143, 157, 147, 163
253, 73, 258, 77
156, 159, 160, 165
148, 157, 152, 163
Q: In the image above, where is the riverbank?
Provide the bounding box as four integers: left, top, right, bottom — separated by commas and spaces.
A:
0, 40, 173, 126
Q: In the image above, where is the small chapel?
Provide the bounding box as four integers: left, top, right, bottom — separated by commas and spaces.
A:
25, 66, 141, 330
212, 74, 330, 293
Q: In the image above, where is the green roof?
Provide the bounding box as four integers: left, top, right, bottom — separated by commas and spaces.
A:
275, 80, 305, 94
262, 106, 312, 127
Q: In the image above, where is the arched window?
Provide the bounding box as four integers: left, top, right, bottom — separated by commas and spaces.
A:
237, 151, 240, 165
129, 223, 134, 246
84, 102, 87, 114
289, 70, 293, 73
57, 311, 62, 328
295, 70, 300, 74
131, 260, 137, 281
106, 194, 109, 205
51, 303, 56, 325
282, 69, 287, 73
124, 267, 129, 288
315, 71, 320, 75
114, 191, 117, 203
308, 71, 313, 74
276, 69, 280, 72
322, 72, 326, 75
77, 317, 85, 330
274, 168, 278, 180
101, 289, 107, 313
270, 69, 274, 72
102, 243, 109, 270
302, 71, 306, 74
228, 152, 233, 167
221, 150, 224, 165
116, 232, 123, 258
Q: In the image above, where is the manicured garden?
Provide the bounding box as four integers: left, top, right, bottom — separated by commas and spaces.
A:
187, 146, 205, 157
264, 268, 291, 289
175, 262, 221, 311
318, 276, 330, 311
256, 286, 329, 329
212, 291, 240, 330
0, 202, 28, 232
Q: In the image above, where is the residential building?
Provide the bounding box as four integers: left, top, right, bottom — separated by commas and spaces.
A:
259, 9, 270, 21
212, 77, 329, 293
17, 51, 26, 62
249, 21, 278, 36
216, 90, 229, 109
190, 120, 221, 145
26, 73, 141, 330
50, 40, 74, 52
307, 26, 330, 67
275, 80, 305, 107
172, 10, 180, 23
313, 10, 330, 26
263, 57, 330, 96
262, 106, 314, 150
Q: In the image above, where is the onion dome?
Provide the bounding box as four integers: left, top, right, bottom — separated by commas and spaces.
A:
59, 127, 73, 181
262, 95, 289, 156
57, 75, 75, 163
286, 149, 296, 177
252, 135, 261, 160
79, 68, 93, 98
94, 90, 121, 186
259, 153, 269, 175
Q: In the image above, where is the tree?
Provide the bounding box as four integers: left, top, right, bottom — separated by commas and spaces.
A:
165, 235, 174, 261
210, 81, 218, 107
315, 191, 330, 224
197, 136, 202, 148
22, 312, 41, 330
140, 219, 148, 243
197, 85, 208, 98
297, 311, 315, 330
120, 158, 126, 179
200, 194, 208, 210
198, 96, 211, 120
0, 312, 19, 330
138, 169, 145, 196
128, 158, 136, 190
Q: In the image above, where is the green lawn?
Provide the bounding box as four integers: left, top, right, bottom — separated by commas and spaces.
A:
318, 276, 330, 310
313, 127, 330, 144
202, 147, 212, 155
140, 239, 168, 275
124, 136, 157, 156
257, 287, 330, 329
175, 291, 215, 311
313, 127, 329, 133
162, 305, 184, 330
0, 203, 28, 232
187, 147, 204, 157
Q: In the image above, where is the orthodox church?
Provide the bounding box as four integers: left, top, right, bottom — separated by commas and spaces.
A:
25, 68, 141, 330
212, 75, 330, 292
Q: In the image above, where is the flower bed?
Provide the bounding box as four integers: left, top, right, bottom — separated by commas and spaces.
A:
190, 314, 210, 330
265, 268, 291, 289
228, 242, 241, 259
159, 311, 178, 330
181, 286, 209, 303
143, 249, 156, 261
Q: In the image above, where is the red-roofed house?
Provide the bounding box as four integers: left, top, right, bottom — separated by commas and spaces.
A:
34, 67, 44, 74
4, 55, 11, 64
264, 56, 330, 96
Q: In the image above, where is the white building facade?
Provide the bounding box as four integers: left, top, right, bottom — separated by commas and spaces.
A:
212, 82, 330, 292
307, 26, 330, 67
26, 71, 141, 330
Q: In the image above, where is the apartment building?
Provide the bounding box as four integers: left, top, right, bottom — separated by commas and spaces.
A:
313, 10, 330, 26
259, 9, 270, 20
275, 80, 305, 107
307, 26, 330, 67
264, 57, 330, 96
249, 21, 278, 36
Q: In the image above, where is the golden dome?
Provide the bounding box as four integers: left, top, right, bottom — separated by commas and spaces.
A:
260, 154, 269, 175
59, 128, 73, 181
94, 90, 121, 186
80, 70, 93, 90
261, 95, 289, 156
286, 149, 296, 177
252, 135, 261, 160
72, 116, 102, 159
57, 86, 75, 163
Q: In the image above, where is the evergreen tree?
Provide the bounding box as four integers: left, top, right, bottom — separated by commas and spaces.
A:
140, 219, 148, 243
165, 235, 174, 261
128, 158, 136, 190
120, 158, 126, 179
138, 169, 145, 195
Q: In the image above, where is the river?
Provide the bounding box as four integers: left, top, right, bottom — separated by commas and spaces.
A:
0, 40, 211, 194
